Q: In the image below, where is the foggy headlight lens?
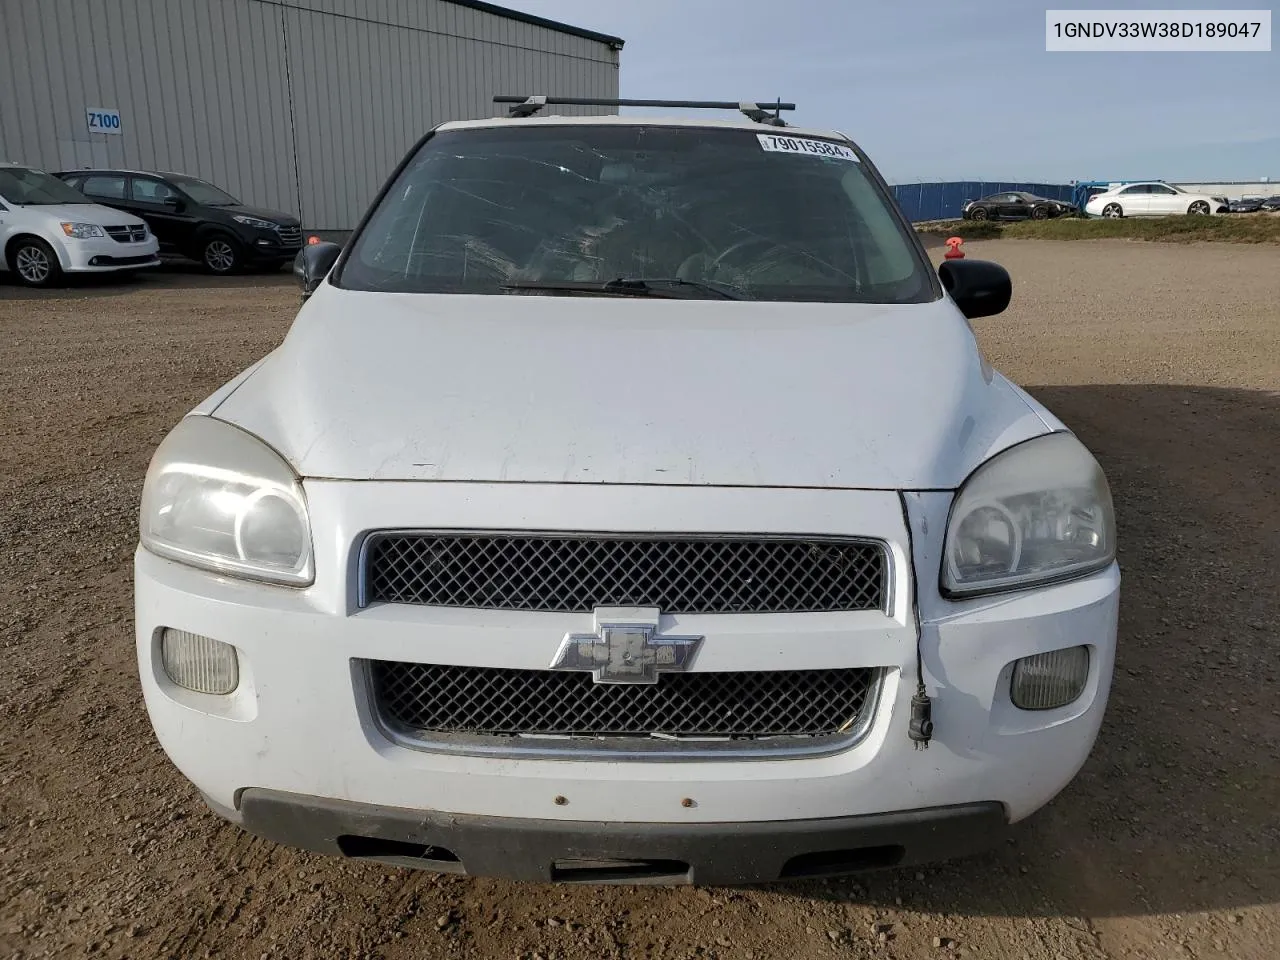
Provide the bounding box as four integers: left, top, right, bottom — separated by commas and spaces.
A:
161, 628, 239, 695
1011, 646, 1090, 710
943, 433, 1115, 597
140, 416, 313, 585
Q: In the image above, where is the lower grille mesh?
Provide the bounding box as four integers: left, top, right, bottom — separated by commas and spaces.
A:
369, 660, 876, 740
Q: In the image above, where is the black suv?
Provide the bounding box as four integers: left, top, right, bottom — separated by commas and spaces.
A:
56, 169, 303, 273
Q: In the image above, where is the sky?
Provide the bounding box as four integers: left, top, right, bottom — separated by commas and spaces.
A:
516, 0, 1279, 184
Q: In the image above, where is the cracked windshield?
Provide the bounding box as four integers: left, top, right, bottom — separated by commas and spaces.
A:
343, 125, 928, 302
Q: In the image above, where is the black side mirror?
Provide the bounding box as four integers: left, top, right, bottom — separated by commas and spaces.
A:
938, 259, 1011, 320
163, 196, 185, 211
294, 241, 342, 298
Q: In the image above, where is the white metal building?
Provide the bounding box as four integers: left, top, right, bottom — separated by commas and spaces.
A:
1171, 181, 1276, 200
0, 0, 622, 231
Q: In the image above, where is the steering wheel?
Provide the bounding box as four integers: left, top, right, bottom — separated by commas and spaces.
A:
704, 236, 850, 286
705, 237, 788, 275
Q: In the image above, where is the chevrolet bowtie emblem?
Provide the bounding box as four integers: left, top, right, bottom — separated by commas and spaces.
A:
551, 614, 703, 685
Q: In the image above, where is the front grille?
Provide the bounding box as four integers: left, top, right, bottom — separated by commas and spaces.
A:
105, 224, 147, 243
276, 224, 303, 244
362, 533, 887, 614
369, 660, 876, 742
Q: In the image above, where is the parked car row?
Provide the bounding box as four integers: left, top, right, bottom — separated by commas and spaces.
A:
940, 182, 1273, 224
56, 169, 303, 273
1226, 195, 1280, 213
0, 161, 303, 287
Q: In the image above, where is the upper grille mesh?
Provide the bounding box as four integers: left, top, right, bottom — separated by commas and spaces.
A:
370, 660, 876, 739
363, 533, 887, 614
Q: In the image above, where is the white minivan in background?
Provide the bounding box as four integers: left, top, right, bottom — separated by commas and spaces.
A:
0, 163, 160, 287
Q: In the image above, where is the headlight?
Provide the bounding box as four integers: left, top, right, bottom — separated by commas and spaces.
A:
140, 416, 313, 585
60, 222, 105, 239
942, 433, 1115, 597
232, 214, 278, 230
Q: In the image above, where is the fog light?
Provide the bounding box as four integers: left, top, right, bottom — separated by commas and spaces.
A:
161, 628, 239, 694
1010, 646, 1089, 710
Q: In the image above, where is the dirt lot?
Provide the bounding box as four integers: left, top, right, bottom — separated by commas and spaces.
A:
1, 243, 1277, 960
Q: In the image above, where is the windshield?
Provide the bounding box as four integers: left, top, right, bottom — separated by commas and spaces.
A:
0, 167, 92, 205
339, 125, 933, 303
167, 175, 239, 206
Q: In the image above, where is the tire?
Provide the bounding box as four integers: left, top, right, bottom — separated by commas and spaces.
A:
1102, 203, 1123, 219
9, 237, 62, 288
201, 234, 241, 274
1031, 205, 1050, 220
969, 206, 988, 221
1188, 201, 1211, 215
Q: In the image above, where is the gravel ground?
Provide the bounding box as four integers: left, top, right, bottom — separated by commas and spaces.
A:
1, 243, 1277, 960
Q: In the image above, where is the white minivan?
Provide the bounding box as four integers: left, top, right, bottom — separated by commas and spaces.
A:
0, 163, 160, 287
135, 99, 1119, 885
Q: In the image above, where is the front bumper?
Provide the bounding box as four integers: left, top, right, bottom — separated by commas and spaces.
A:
135, 482, 1119, 875
220, 790, 1006, 884
58, 234, 161, 272
237, 227, 303, 262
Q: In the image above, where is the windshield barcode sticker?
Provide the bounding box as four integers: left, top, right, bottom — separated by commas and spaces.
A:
757, 134, 858, 161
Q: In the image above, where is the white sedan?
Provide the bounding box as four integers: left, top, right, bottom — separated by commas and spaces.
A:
1085, 181, 1229, 218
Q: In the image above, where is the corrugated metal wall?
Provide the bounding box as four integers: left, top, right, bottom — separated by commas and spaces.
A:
279, 0, 619, 229
0, 0, 620, 229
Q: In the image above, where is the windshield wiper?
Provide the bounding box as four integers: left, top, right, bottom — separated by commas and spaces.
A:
502, 280, 651, 298
617, 277, 748, 300
502, 277, 747, 300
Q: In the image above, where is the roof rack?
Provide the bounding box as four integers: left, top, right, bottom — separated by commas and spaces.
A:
493, 96, 795, 127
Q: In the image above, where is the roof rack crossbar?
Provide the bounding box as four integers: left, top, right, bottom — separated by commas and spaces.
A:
494, 96, 795, 126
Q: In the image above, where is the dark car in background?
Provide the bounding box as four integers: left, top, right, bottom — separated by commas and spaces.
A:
55, 170, 303, 273
1227, 195, 1280, 213
961, 192, 1076, 222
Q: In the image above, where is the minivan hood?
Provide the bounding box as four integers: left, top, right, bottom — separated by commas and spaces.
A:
16, 202, 144, 227
210, 287, 1051, 489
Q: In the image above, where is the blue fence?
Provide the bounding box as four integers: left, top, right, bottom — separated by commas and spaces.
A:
891, 181, 1075, 222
